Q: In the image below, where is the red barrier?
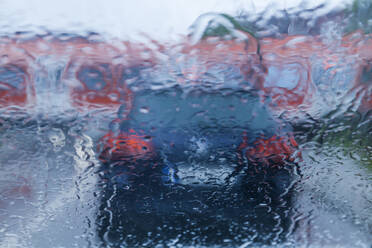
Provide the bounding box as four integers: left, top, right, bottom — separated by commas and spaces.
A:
1, 31, 370, 167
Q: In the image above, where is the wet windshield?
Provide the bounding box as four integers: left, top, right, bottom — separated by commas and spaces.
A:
0, 0, 371, 247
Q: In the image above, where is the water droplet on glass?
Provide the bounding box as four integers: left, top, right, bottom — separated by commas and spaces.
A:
139, 106, 150, 114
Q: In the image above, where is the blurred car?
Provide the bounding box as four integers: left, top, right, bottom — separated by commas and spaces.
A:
1, 28, 370, 246
0, 39, 35, 108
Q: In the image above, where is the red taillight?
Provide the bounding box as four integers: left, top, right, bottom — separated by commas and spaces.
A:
98, 130, 154, 163
239, 133, 301, 167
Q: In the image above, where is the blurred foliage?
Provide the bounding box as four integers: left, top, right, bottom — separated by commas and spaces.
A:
194, 13, 262, 58
312, 110, 372, 169
200, 14, 257, 40
345, 0, 372, 34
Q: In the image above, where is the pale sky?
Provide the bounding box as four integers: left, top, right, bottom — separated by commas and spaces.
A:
0, 0, 350, 41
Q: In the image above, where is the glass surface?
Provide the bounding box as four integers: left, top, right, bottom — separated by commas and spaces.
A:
0, 0, 371, 247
